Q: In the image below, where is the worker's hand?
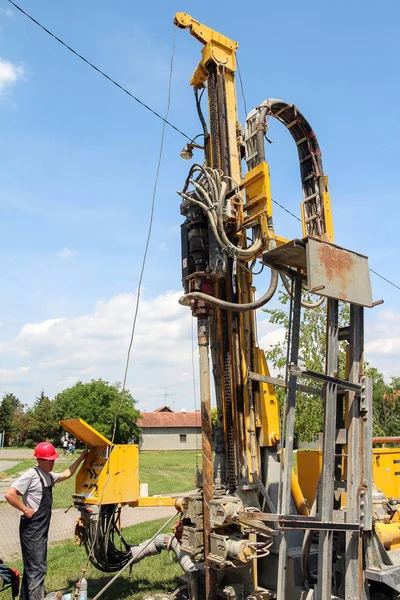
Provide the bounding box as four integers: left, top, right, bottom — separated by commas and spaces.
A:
79, 450, 88, 463
23, 507, 35, 519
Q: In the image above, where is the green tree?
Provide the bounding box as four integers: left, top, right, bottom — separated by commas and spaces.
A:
10, 401, 29, 446
0, 393, 20, 446
53, 379, 140, 444
264, 291, 349, 442
371, 372, 400, 437
26, 393, 59, 444
210, 408, 218, 427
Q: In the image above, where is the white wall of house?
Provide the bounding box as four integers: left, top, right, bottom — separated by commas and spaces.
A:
140, 426, 201, 451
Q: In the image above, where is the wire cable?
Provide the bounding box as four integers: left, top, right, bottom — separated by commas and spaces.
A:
7, 0, 400, 293
9, 0, 398, 293
369, 268, 400, 291
76, 27, 177, 582
91, 512, 180, 600
6, 0, 191, 142
236, 54, 248, 117
112, 27, 176, 443
272, 198, 302, 222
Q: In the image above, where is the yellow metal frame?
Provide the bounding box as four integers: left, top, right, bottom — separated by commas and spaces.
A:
174, 13, 238, 87
297, 447, 400, 508
60, 418, 175, 508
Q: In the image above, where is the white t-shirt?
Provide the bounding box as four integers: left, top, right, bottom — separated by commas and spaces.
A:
12, 467, 60, 512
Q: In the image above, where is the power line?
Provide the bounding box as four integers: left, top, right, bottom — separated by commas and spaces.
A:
7, 0, 191, 141
236, 55, 248, 118
272, 198, 302, 222
272, 200, 399, 291
7, 0, 399, 294
369, 268, 400, 291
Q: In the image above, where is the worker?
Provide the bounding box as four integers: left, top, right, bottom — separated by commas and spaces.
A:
4, 442, 87, 600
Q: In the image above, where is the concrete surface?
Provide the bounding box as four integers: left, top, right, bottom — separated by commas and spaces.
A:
0, 461, 19, 472
0, 449, 37, 459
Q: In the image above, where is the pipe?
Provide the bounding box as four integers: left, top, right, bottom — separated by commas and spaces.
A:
169, 536, 200, 573
179, 269, 278, 312
281, 451, 309, 516
375, 522, 400, 550
197, 318, 214, 598
291, 469, 309, 516
129, 534, 170, 562
372, 437, 400, 445
280, 273, 325, 310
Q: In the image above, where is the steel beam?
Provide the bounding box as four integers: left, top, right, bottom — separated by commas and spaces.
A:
276, 276, 302, 600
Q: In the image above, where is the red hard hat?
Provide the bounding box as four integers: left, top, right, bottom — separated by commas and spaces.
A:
34, 442, 60, 461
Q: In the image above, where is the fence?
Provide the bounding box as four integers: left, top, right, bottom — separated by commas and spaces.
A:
0, 450, 200, 562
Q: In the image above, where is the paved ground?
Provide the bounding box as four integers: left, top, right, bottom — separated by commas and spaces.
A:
0, 449, 178, 561
0, 460, 19, 472
0, 449, 36, 459
0, 503, 176, 560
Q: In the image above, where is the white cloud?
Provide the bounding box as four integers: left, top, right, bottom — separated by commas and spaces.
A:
365, 309, 400, 379
3, 291, 397, 409
0, 8, 13, 17
0, 291, 197, 409
0, 292, 293, 409
0, 58, 24, 94
57, 247, 77, 259
0, 366, 31, 385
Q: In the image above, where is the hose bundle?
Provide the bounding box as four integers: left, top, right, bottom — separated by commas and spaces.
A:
177, 163, 262, 260
85, 504, 131, 572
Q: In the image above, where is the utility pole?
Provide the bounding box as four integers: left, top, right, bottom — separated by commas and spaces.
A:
161, 387, 174, 410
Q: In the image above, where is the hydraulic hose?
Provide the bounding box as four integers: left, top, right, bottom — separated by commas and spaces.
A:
129, 534, 199, 574
179, 268, 278, 312
280, 273, 325, 310
301, 479, 320, 586
245, 99, 330, 240
178, 164, 263, 260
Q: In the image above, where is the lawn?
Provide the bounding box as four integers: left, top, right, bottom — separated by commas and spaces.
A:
139, 450, 201, 496
1, 450, 201, 508
2, 518, 183, 600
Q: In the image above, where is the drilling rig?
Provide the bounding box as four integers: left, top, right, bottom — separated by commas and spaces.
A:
70, 13, 400, 600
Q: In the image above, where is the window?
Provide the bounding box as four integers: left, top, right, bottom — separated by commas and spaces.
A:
180, 434, 187, 443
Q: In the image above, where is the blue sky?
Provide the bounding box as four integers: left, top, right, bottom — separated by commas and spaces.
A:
0, 0, 399, 411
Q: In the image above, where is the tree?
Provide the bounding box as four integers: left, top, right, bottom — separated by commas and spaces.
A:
264, 291, 349, 442
371, 372, 400, 437
10, 401, 29, 446
0, 393, 20, 446
53, 379, 140, 444
26, 393, 59, 444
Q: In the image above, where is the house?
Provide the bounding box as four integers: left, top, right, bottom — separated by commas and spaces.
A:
138, 406, 201, 451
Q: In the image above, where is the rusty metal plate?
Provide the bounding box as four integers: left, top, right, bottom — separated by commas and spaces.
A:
306, 238, 373, 307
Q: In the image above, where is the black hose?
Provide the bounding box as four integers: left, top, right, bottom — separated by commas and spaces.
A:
85, 505, 131, 572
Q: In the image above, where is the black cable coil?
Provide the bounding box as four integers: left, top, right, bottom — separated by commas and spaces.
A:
85, 504, 131, 572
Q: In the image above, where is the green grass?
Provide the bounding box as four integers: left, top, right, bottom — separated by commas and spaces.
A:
2, 519, 182, 600
139, 450, 200, 496
1, 451, 200, 508
0, 459, 37, 478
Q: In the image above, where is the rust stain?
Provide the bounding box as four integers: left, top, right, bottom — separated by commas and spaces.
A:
317, 244, 356, 299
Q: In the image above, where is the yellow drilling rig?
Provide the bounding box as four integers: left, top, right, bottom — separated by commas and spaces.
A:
63, 13, 400, 600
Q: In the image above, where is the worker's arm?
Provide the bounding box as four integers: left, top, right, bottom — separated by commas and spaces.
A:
57, 450, 88, 482
4, 487, 35, 518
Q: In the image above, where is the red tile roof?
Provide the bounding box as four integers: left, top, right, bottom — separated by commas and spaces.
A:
138, 411, 201, 428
